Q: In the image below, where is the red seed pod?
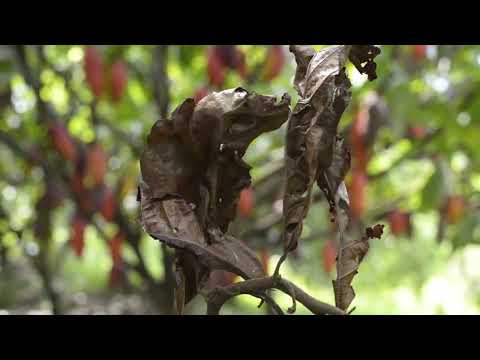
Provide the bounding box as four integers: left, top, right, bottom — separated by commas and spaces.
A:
322, 240, 337, 274
84, 46, 103, 98
411, 45, 428, 61
100, 187, 117, 221
262, 45, 286, 82
407, 125, 428, 140
207, 47, 226, 87
445, 195, 465, 224
388, 210, 410, 236
349, 168, 368, 219
85, 142, 108, 187
237, 187, 255, 217
110, 60, 128, 102
110, 231, 124, 266
48, 122, 77, 162
70, 215, 88, 258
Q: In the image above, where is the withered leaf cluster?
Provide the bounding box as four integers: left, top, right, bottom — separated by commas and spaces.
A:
139, 87, 291, 310
283, 45, 353, 253
282, 45, 382, 311
140, 45, 383, 314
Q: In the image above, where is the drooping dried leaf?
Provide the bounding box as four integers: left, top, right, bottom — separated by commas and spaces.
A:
190, 87, 290, 160
140, 184, 264, 278
283, 45, 352, 252
140, 105, 199, 204
333, 224, 384, 311
174, 264, 186, 315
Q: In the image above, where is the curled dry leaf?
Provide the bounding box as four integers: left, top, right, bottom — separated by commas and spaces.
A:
333, 224, 384, 311
283, 45, 352, 252
280, 44, 380, 312
191, 87, 290, 231
139, 182, 264, 303
139, 88, 290, 307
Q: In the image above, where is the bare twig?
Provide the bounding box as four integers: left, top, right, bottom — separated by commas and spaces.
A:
205, 275, 345, 315
153, 45, 170, 118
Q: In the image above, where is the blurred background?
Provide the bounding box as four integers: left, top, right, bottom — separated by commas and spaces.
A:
0, 45, 479, 315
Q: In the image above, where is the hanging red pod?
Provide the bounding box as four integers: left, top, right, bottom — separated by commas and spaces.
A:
322, 240, 337, 274
109, 60, 128, 102
48, 121, 77, 162
207, 47, 226, 87
85, 142, 108, 188
70, 215, 88, 258
84, 46, 104, 98
348, 167, 368, 219
388, 210, 411, 236
262, 45, 286, 82
100, 187, 117, 221
237, 187, 255, 218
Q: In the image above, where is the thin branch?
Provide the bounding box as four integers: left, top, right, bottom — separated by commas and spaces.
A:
152, 45, 170, 118
205, 276, 345, 315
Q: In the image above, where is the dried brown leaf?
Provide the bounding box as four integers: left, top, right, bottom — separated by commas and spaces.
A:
140, 88, 289, 308
191, 87, 290, 231
317, 135, 351, 214
333, 224, 384, 311
283, 45, 352, 252
139, 181, 264, 304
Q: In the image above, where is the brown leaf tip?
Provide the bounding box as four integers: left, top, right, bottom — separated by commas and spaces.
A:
349, 45, 381, 82
365, 224, 385, 239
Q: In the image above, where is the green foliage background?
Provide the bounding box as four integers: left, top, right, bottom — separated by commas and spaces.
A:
1, 45, 479, 314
